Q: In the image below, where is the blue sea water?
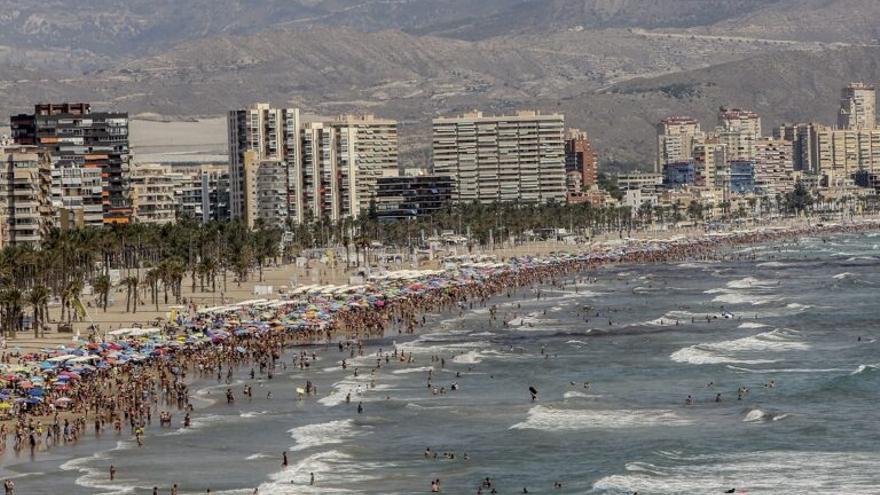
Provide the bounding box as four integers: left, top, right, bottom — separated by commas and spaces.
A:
4, 231, 880, 494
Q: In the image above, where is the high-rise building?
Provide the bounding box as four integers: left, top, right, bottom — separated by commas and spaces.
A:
815, 126, 880, 182
432, 111, 566, 204
0, 145, 54, 247
228, 104, 399, 225
716, 107, 761, 162
692, 139, 726, 189
838, 83, 876, 131
774, 123, 820, 173
754, 137, 795, 195
656, 117, 703, 173
50, 166, 104, 228
130, 164, 182, 225
242, 153, 290, 229
330, 115, 399, 214
227, 104, 301, 222
10, 103, 131, 225
564, 129, 598, 189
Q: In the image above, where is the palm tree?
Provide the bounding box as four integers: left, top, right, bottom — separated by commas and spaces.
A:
93, 275, 111, 312
0, 288, 24, 338
64, 280, 84, 323
123, 276, 139, 313
27, 286, 49, 338
145, 268, 161, 311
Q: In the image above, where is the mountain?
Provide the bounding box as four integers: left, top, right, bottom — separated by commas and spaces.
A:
2, 0, 880, 170
0, 0, 522, 60
419, 0, 781, 40
693, 0, 880, 44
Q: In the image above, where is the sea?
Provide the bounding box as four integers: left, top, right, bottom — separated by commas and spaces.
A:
3, 230, 880, 494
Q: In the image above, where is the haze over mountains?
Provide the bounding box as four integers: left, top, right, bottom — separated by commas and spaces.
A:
2, 0, 880, 168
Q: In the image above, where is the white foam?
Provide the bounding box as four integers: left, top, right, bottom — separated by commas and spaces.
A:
726, 277, 778, 289
757, 261, 798, 268
712, 292, 780, 305
451, 349, 507, 364
60, 442, 140, 495
672, 328, 810, 365
670, 346, 776, 365
562, 391, 602, 400
727, 365, 847, 374
240, 410, 268, 418
851, 364, 878, 375
833, 272, 857, 280
258, 450, 381, 494
743, 408, 790, 423
289, 419, 365, 452
246, 453, 276, 460
593, 451, 880, 494
391, 366, 434, 375
738, 322, 769, 329
510, 405, 692, 431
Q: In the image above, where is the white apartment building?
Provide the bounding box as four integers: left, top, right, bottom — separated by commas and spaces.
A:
330, 115, 399, 214
815, 126, 880, 182
130, 164, 182, 225
754, 137, 795, 195
716, 107, 762, 162
838, 82, 876, 131
0, 145, 54, 247
656, 116, 703, 173
50, 166, 104, 228
432, 111, 566, 204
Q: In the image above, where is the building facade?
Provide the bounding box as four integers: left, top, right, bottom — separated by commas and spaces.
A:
0, 145, 54, 247
564, 129, 598, 189
373, 175, 453, 220
754, 138, 795, 195
656, 117, 703, 173
716, 107, 761, 162
838, 82, 876, 131
130, 164, 182, 225
228, 104, 399, 226
432, 111, 566, 204
10, 103, 131, 226
176, 165, 230, 223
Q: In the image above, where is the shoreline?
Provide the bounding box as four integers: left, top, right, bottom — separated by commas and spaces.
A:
1, 218, 879, 472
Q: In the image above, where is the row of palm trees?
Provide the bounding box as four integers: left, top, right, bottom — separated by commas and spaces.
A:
0, 219, 283, 338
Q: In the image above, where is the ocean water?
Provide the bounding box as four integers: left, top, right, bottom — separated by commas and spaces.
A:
4, 232, 880, 494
